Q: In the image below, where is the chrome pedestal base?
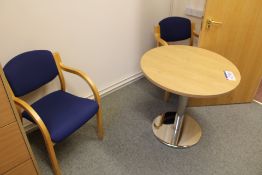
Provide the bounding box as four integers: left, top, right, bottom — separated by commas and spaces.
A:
152, 114, 202, 148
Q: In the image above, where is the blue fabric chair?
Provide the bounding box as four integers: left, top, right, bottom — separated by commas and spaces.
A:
154, 16, 198, 47
154, 16, 199, 101
3, 50, 104, 175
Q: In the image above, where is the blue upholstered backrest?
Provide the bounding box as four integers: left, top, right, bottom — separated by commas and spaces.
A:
3, 50, 59, 97
159, 17, 191, 42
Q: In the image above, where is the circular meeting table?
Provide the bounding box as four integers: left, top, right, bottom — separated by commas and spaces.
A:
141, 45, 241, 148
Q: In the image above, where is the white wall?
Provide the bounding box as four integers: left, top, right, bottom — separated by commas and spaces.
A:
171, 0, 206, 33
0, 0, 171, 100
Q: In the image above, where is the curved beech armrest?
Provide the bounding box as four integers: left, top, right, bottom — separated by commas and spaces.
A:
13, 97, 53, 142
155, 35, 168, 46
191, 22, 199, 38
60, 64, 101, 105
154, 26, 168, 47
193, 31, 199, 37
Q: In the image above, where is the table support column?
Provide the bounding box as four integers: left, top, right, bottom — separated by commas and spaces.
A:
152, 95, 202, 148
173, 96, 188, 145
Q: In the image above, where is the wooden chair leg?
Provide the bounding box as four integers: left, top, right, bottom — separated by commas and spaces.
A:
42, 135, 61, 175
190, 35, 194, 46
96, 108, 104, 139
164, 91, 171, 102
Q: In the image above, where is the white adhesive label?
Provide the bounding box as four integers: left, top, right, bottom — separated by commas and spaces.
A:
224, 70, 236, 81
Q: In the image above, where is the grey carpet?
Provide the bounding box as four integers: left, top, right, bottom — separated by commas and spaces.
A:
28, 78, 262, 175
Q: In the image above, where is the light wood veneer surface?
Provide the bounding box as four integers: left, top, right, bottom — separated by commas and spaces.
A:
0, 80, 15, 127
141, 45, 241, 98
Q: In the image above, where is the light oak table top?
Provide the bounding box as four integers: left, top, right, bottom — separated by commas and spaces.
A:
141, 45, 241, 98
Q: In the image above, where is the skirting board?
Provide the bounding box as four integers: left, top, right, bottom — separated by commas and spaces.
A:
88, 72, 144, 99
24, 72, 144, 132
253, 100, 262, 105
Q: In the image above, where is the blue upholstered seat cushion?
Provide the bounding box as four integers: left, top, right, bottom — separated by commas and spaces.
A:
22, 90, 99, 143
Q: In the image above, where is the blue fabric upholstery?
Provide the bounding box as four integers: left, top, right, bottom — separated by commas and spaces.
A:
3, 50, 58, 97
159, 17, 191, 42
22, 90, 99, 143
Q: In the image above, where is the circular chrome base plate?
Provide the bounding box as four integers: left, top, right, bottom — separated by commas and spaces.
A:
152, 114, 202, 148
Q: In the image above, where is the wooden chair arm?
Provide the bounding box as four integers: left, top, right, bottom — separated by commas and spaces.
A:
191, 22, 199, 38
154, 25, 168, 47
155, 34, 168, 46
14, 97, 44, 126
193, 31, 199, 38
60, 64, 101, 105
13, 97, 53, 142
14, 97, 61, 174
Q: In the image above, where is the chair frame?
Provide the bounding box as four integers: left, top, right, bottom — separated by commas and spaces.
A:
4, 52, 104, 175
154, 22, 199, 102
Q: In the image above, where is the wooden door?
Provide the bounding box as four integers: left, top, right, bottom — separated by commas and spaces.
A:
189, 0, 262, 106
